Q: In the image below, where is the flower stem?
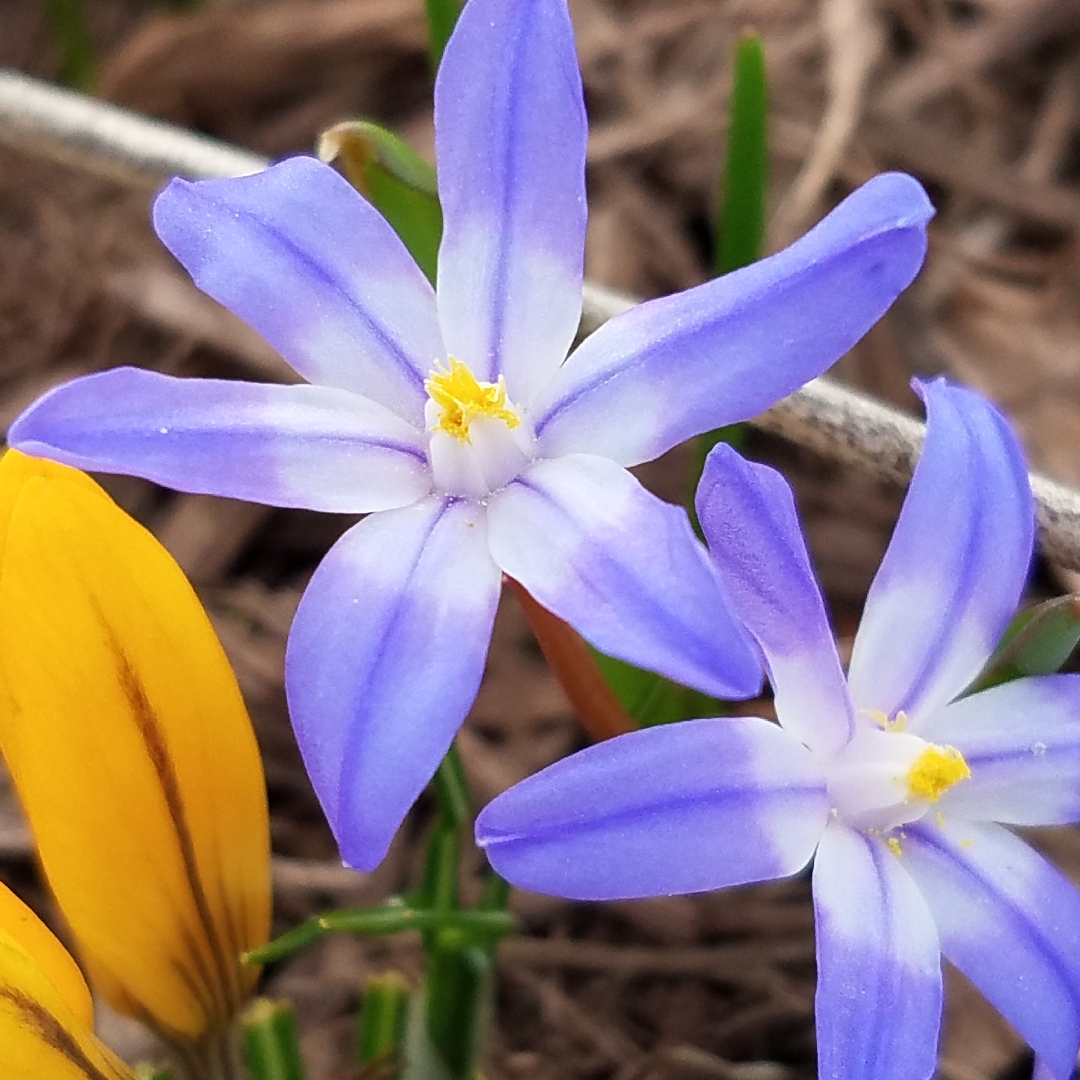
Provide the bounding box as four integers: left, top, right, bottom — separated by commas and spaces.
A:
507, 578, 636, 740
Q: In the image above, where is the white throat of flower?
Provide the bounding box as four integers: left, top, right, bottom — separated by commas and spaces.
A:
826, 714, 970, 835
424, 359, 536, 498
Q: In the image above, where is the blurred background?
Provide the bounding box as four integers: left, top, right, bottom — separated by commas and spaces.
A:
1, 1, 1079, 1078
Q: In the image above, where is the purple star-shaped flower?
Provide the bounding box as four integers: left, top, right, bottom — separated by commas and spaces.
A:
10, 0, 932, 871
478, 378, 1080, 1080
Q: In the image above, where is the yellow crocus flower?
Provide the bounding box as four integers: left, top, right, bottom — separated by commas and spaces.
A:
0, 452, 271, 1063
0, 879, 133, 1079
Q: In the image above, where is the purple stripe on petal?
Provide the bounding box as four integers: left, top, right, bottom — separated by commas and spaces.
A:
9, 368, 431, 513
813, 823, 942, 1080
487, 454, 762, 700
531, 173, 933, 465
285, 497, 501, 870
921, 676, 1080, 826
434, 0, 586, 404
476, 716, 827, 899
153, 157, 443, 424
904, 819, 1080, 1080
848, 379, 1034, 727
697, 444, 853, 755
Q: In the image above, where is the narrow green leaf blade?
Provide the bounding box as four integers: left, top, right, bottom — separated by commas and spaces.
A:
715, 31, 768, 277
357, 972, 411, 1070
688, 33, 768, 533
45, 0, 95, 89
425, 0, 462, 71
422, 941, 491, 1080
318, 121, 443, 285
432, 744, 470, 828
242, 999, 309, 1080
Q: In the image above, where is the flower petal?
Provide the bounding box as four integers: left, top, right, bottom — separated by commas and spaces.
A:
0, 883, 93, 1031
434, 0, 586, 405
153, 156, 443, 424
696, 443, 852, 755
813, 823, 941, 1080
285, 497, 501, 872
903, 818, 1080, 1080
476, 716, 828, 899
0, 885, 133, 1080
486, 454, 762, 700
0, 453, 270, 1043
531, 173, 933, 465
9, 368, 431, 513
919, 676, 1080, 826
847, 379, 1034, 726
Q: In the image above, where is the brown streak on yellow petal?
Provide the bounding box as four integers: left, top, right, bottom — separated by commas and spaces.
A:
108, 632, 242, 1023
0, 880, 92, 1029
0, 452, 271, 1043
0, 988, 129, 1080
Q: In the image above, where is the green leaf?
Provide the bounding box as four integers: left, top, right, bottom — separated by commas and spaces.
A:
357, 972, 411, 1070
966, 595, 1080, 695
347, 904, 511, 948
590, 649, 727, 727
432, 744, 470, 829
44, 0, 95, 89
244, 904, 515, 965
477, 870, 510, 913
715, 31, 768, 277
133, 1066, 176, 1080
318, 121, 443, 285
422, 941, 491, 1080
424, 0, 462, 71
687, 33, 768, 531
242, 999, 308, 1080
400, 989, 452, 1080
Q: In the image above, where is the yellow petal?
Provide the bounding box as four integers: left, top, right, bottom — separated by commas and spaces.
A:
0, 881, 133, 1080
0, 879, 92, 1028
0, 452, 271, 1042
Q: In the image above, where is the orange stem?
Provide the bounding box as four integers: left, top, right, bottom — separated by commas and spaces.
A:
507, 578, 636, 741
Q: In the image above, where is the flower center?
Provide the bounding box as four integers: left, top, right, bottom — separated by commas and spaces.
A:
826, 724, 970, 832
423, 359, 534, 499
425, 359, 520, 443
905, 745, 970, 802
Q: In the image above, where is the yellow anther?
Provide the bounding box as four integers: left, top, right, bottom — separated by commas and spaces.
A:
425, 358, 520, 443
862, 709, 908, 732
905, 745, 970, 802
887, 836, 903, 857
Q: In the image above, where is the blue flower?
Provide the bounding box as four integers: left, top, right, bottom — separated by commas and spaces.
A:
10, 0, 931, 871
478, 378, 1080, 1080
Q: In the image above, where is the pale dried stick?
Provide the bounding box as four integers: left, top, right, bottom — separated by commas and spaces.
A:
3, 69, 1080, 568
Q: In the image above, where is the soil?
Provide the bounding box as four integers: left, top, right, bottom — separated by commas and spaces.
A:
1, 1, 1079, 1079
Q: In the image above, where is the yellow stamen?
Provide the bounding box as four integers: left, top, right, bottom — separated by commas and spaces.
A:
905, 745, 970, 802
426, 358, 520, 443
862, 708, 907, 732
887, 836, 903, 857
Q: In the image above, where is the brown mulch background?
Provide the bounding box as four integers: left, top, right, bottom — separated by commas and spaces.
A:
2, 0, 1080, 1078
